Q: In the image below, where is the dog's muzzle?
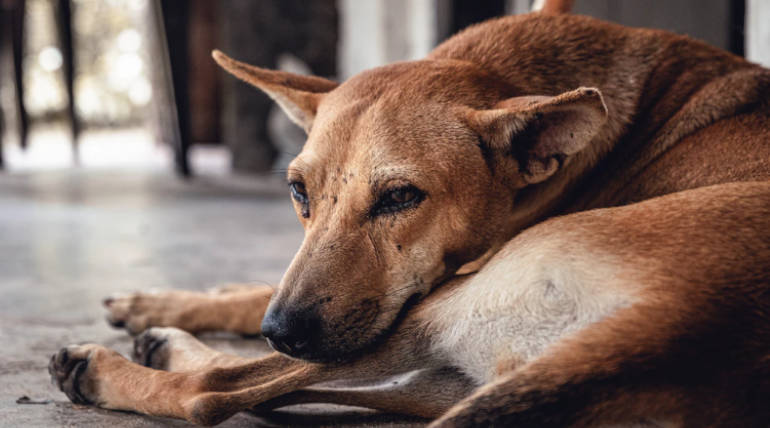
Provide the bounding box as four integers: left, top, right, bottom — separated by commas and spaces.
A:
261, 305, 320, 358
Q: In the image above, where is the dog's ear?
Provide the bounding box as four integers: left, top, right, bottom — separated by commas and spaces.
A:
466, 87, 607, 184
212, 50, 338, 133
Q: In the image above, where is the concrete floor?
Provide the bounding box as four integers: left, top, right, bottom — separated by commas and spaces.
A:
0, 170, 423, 427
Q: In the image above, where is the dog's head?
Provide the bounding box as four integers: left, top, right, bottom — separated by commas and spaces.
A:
214, 51, 607, 362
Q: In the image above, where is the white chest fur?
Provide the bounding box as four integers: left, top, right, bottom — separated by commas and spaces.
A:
425, 236, 635, 385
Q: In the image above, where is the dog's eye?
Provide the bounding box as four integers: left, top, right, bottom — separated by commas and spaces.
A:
289, 181, 310, 218
289, 181, 308, 203
370, 185, 425, 217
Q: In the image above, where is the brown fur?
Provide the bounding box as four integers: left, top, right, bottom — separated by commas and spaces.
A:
104, 285, 273, 336
52, 2, 770, 426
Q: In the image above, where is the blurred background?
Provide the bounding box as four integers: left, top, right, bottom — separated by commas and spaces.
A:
0, 0, 767, 176
1, 1, 769, 426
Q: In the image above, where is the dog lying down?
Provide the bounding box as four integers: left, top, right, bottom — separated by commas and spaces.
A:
50, 0, 770, 426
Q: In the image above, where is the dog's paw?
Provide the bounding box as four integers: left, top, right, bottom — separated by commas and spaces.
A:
103, 292, 153, 335
48, 344, 107, 406
133, 328, 171, 370
133, 327, 214, 372
103, 290, 190, 335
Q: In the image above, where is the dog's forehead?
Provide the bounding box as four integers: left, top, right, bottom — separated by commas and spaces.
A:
329, 59, 505, 105
302, 99, 471, 181
291, 60, 500, 185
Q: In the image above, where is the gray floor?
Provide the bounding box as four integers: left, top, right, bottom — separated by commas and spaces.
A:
0, 170, 423, 427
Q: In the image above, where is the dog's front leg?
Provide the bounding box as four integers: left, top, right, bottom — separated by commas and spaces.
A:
129, 328, 468, 418
50, 309, 437, 424
250, 366, 476, 419
132, 327, 254, 371
104, 284, 273, 335
49, 344, 325, 425
131, 325, 467, 415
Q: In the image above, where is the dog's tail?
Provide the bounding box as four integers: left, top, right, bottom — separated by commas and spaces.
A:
536, 0, 574, 14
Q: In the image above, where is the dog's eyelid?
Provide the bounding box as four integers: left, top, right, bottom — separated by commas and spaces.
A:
368, 184, 426, 218
288, 181, 311, 218
287, 176, 305, 187
288, 180, 306, 190
371, 175, 419, 194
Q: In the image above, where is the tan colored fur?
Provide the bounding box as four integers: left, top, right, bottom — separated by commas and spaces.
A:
104, 285, 272, 336
54, 2, 770, 426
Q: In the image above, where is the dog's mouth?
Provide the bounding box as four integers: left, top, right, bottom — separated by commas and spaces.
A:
285, 291, 424, 364
296, 267, 471, 363
265, 337, 309, 355
331, 291, 423, 364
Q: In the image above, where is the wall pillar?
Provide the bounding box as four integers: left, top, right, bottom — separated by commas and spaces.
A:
747, 0, 770, 67
338, 0, 449, 78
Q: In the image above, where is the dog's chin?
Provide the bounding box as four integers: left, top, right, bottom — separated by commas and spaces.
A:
265, 337, 334, 362
267, 329, 388, 363
270, 292, 424, 364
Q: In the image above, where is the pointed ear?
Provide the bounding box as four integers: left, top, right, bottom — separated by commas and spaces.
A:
466, 87, 608, 184
212, 50, 338, 133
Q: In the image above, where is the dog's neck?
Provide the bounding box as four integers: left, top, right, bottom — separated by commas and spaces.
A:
433, 12, 757, 227
563, 42, 764, 211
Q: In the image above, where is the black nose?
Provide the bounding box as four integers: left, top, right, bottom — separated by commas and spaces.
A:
261, 305, 319, 356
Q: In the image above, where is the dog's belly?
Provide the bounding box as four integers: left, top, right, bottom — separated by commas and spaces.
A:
425, 238, 635, 385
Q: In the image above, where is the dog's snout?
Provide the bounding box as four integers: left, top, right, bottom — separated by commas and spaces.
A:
261, 305, 319, 357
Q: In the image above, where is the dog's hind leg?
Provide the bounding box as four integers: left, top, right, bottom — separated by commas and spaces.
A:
250, 366, 475, 419
103, 284, 273, 335
428, 295, 769, 428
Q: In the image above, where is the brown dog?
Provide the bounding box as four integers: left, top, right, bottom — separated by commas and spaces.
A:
50, 1, 770, 426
